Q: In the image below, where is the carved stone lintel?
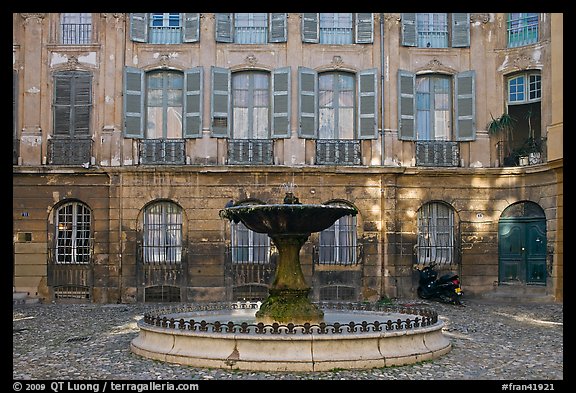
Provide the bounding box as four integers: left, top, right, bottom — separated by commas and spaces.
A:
513, 53, 535, 70
331, 55, 344, 69
20, 13, 46, 24
471, 13, 490, 24
416, 58, 456, 74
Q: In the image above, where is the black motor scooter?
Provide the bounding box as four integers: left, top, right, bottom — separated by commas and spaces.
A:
416, 262, 463, 305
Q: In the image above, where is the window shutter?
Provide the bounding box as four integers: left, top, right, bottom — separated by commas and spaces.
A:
211, 66, 231, 137
398, 69, 416, 140
73, 72, 92, 136
357, 68, 378, 139
298, 67, 318, 138
269, 13, 287, 43
53, 72, 73, 136
401, 13, 417, 47
130, 13, 148, 43
183, 67, 203, 138
182, 13, 200, 43
215, 13, 233, 43
451, 13, 470, 47
272, 67, 291, 138
455, 70, 476, 141
123, 67, 145, 138
301, 13, 319, 43
355, 13, 373, 44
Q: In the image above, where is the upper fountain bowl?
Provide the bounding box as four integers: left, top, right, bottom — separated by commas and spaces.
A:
220, 200, 357, 236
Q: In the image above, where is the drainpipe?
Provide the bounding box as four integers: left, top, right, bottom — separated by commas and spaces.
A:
380, 13, 385, 166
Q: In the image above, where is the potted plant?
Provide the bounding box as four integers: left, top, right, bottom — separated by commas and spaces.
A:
488, 112, 517, 166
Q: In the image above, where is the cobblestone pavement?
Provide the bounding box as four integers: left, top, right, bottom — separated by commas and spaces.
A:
13, 298, 563, 382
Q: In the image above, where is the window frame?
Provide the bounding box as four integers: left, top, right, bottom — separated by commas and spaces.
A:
60, 13, 92, 45
230, 222, 271, 264
54, 201, 92, 265
318, 211, 358, 265
507, 13, 539, 48
507, 71, 542, 105
416, 201, 456, 266
142, 201, 183, 265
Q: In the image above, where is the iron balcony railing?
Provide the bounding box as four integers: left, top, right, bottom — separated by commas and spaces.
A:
415, 140, 459, 167
139, 139, 186, 165
227, 139, 273, 165
48, 137, 93, 165
316, 139, 361, 165
61, 23, 92, 45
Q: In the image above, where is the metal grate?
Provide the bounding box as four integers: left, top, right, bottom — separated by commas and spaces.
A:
144, 285, 181, 302
48, 137, 92, 165
139, 139, 186, 165
227, 139, 273, 165
415, 141, 459, 167
316, 140, 361, 165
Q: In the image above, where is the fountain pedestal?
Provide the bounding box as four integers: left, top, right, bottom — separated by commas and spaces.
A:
256, 233, 323, 324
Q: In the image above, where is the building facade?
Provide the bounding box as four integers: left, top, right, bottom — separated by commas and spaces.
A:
13, 13, 563, 304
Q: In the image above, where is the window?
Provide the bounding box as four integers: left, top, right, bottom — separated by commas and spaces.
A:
416, 75, 451, 141
401, 13, 469, 48
149, 13, 182, 44
298, 67, 378, 139
319, 72, 355, 139
60, 13, 92, 45
232, 72, 270, 139
508, 72, 541, 104
142, 202, 182, 264
398, 70, 475, 142
146, 71, 184, 139
319, 214, 357, 265
123, 67, 202, 139
302, 13, 373, 44
416, 202, 456, 265
130, 13, 199, 44
54, 202, 92, 264
231, 222, 270, 264
210, 67, 290, 139
507, 13, 538, 48
215, 13, 287, 43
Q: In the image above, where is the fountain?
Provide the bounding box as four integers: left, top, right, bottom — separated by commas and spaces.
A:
130, 190, 452, 371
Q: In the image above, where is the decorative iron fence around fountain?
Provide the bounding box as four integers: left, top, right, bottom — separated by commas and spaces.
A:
141, 301, 439, 334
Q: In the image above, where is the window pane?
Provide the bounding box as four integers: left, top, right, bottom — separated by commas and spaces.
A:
319, 13, 353, 44
234, 13, 267, 44
417, 13, 448, 48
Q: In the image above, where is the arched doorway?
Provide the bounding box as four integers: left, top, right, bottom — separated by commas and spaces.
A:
498, 201, 547, 285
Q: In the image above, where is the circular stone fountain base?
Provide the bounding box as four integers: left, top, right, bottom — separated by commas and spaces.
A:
130, 303, 452, 372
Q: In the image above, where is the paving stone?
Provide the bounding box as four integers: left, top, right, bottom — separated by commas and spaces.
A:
13, 298, 562, 381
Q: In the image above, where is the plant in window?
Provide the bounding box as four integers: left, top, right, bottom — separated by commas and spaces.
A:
487, 112, 517, 166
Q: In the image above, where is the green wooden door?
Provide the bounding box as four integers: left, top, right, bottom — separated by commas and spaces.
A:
499, 217, 546, 284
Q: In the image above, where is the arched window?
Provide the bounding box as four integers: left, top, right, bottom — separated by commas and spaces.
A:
54, 201, 92, 264
142, 201, 183, 264
417, 202, 456, 265
318, 201, 358, 265
230, 222, 270, 264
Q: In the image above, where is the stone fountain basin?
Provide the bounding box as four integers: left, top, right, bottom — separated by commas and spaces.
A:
130, 307, 451, 372
220, 204, 357, 235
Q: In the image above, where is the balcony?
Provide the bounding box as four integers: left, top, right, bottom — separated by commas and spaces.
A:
316, 139, 361, 165
227, 139, 273, 165
139, 139, 186, 165
48, 137, 92, 165
415, 141, 459, 167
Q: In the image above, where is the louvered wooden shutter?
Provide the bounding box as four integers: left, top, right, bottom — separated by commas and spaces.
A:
73, 72, 91, 136
357, 68, 378, 139
183, 67, 203, 138
301, 13, 319, 43
130, 13, 148, 42
123, 67, 144, 138
298, 67, 318, 138
451, 13, 470, 47
401, 13, 417, 47
53, 72, 73, 136
355, 13, 373, 44
269, 13, 287, 43
455, 70, 476, 141
215, 13, 233, 43
398, 70, 416, 140
272, 67, 291, 138
211, 66, 231, 137
182, 13, 200, 43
